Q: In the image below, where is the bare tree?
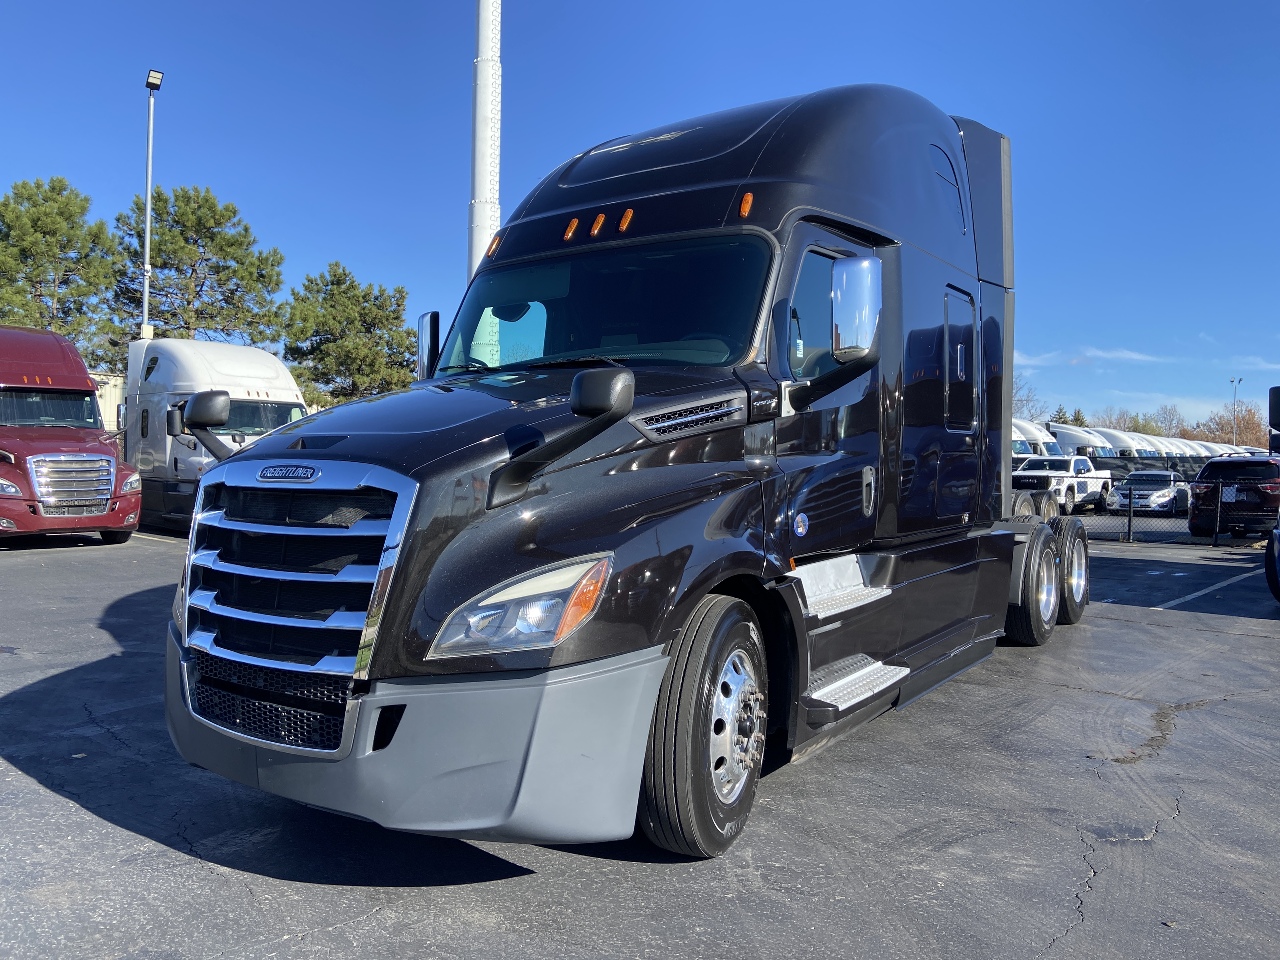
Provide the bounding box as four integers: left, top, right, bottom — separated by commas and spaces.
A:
1154, 403, 1186, 436
1012, 371, 1047, 421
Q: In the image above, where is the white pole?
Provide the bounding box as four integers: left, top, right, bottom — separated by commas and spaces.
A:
142, 88, 155, 333
468, 0, 501, 279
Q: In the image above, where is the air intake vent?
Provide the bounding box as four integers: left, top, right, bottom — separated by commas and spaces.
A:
632, 392, 747, 442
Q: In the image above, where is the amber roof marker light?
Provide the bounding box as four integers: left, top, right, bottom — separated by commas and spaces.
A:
618, 208, 634, 232
486, 233, 502, 257
739, 192, 754, 218
590, 213, 607, 237
563, 218, 579, 241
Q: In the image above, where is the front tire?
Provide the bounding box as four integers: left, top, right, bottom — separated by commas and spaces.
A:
640, 595, 768, 859
100, 530, 133, 545
1062, 488, 1076, 516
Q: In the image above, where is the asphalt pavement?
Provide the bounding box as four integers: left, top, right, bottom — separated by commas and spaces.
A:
1, 530, 1277, 959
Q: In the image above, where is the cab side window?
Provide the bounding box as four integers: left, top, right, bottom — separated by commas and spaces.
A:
140, 409, 150, 439
789, 251, 838, 381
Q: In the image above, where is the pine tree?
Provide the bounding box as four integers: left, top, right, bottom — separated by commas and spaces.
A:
1070, 408, 1088, 426
113, 186, 285, 344
0, 177, 117, 363
283, 262, 416, 403
1051, 404, 1070, 424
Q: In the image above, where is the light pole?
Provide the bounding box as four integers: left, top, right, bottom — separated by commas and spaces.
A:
468, 0, 501, 279
1230, 376, 1243, 445
142, 69, 163, 335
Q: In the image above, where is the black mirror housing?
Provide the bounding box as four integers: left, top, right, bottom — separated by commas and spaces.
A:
571, 368, 635, 419
165, 408, 185, 437
185, 390, 231, 428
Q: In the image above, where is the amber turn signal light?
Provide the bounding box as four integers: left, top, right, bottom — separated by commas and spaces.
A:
739, 192, 754, 218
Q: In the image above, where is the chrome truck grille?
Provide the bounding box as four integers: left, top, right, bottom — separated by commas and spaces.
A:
27, 454, 115, 516
179, 460, 417, 756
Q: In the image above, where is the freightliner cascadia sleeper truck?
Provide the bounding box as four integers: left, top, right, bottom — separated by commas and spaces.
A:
164, 85, 1090, 858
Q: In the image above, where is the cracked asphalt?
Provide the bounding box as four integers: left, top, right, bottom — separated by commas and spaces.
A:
1, 531, 1277, 959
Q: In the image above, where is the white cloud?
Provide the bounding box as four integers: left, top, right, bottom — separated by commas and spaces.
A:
1013, 350, 1059, 367
1101, 389, 1220, 422
1198, 332, 1218, 345
1229, 355, 1280, 372
1083, 347, 1171, 363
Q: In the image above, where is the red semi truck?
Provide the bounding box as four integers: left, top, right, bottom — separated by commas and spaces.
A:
0, 325, 141, 542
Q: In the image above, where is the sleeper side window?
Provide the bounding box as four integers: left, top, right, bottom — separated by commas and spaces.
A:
930, 145, 966, 235
140, 408, 150, 439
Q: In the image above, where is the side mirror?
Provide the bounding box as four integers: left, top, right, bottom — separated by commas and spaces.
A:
185, 390, 231, 428
1270, 386, 1279, 431
165, 408, 185, 437
832, 257, 881, 364
116, 403, 127, 430
571, 367, 635, 419
418, 311, 440, 379
180, 390, 235, 463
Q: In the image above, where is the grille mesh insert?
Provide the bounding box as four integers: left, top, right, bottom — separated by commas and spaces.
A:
192, 683, 345, 751
193, 649, 351, 704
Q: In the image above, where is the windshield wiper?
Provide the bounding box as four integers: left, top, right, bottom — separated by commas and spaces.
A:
437, 360, 492, 373
523, 355, 628, 369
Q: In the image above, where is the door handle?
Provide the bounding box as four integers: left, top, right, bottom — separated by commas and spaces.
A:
862, 466, 876, 518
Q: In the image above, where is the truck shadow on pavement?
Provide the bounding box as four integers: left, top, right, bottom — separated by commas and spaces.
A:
0, 584, 534, 887
1088, 551, 1279, 619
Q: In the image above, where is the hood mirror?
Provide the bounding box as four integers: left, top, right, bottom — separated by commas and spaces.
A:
173, 390, 235, 462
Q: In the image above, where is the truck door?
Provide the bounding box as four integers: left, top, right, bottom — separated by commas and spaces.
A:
774, 232, 883, 667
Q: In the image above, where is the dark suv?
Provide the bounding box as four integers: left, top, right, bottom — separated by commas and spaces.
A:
1188, 455, 1280, 538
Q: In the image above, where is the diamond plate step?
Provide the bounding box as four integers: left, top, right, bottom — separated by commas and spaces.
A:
807, 584, 892, 620
802, 654, 909, 724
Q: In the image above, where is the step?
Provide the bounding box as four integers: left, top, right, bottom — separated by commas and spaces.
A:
792, 554, 891, 620
806, 585, 892, 621
803, 654, 910, 723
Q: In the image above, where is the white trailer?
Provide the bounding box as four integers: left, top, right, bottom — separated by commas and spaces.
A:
123, 338, 306, 527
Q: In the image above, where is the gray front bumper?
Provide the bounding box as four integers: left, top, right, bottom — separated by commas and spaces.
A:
165, 623, 668, 844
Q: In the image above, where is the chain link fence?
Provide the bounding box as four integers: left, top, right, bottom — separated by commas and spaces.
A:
1013, 479, 1279, 546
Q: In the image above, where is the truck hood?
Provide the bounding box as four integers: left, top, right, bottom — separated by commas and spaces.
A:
228, 367, 748, 480
0, 425, 122, 464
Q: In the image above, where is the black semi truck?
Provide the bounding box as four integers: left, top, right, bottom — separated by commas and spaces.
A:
164, 85, 1089, 858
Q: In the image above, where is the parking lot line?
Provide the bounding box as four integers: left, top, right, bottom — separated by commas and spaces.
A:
1155, 569, 1263, 610
133, 532, 186, 546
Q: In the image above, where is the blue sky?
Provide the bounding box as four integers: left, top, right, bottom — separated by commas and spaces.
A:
3, 1, 1277, 421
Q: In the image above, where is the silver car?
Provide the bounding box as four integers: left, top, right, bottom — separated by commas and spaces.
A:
1107, 470, 1190, 515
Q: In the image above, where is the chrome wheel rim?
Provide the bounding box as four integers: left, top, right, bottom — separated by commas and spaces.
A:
1068, 538, 1087, 604
708, 648, 765, 805
1037, 548, 1058, 623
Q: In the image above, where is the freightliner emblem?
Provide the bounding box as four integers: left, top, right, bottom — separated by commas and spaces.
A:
257, 464, 319, 483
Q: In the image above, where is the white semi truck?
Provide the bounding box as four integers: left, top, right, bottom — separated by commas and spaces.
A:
122, 337, 306, 527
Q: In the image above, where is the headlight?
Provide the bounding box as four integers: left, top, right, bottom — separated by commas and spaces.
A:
1149, 489, 1172, 503
429, 555, 613, 659
0, 478, 21, 497
121, 472, 142, 495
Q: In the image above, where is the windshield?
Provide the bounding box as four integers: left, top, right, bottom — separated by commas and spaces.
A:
1039, 441, 1064, 456
439, 235, 772, 372
210, 400, 307, 436
1011, 439, 1033, 455
0, 389, 102, 429
1124, 472, 1178, 486
1020, 458, 1071, 472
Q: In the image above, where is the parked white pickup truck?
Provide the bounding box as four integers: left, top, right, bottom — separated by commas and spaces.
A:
1013, 456, 1112, 514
